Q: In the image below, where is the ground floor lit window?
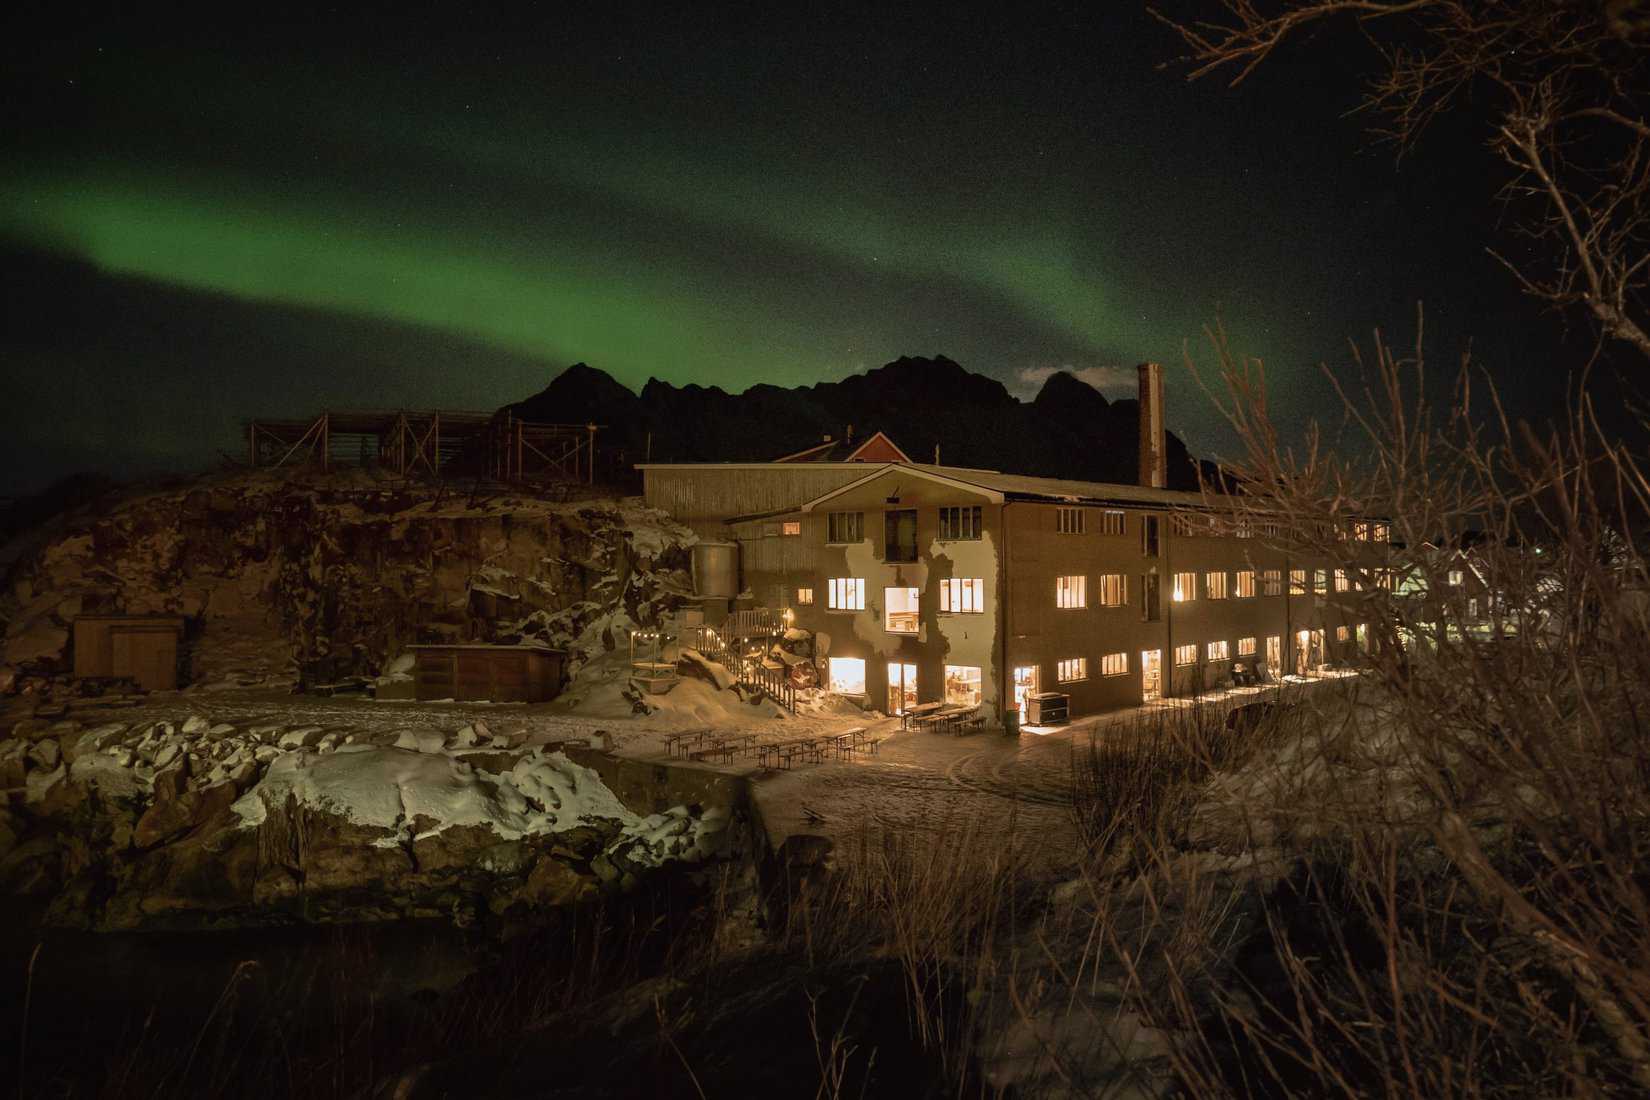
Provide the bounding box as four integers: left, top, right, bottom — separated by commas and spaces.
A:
828, 657, 866, 695
1174, 643, 1198, 666
944, 664, 981, 706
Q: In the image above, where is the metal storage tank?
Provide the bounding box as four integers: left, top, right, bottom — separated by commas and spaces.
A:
691, 541, 739, 599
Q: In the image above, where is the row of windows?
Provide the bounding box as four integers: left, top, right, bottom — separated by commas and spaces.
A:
1168, 569, 1283, 602
810, 567, 1384, 619
800, 508, 1390, 549
822, 657, 983, 706
820, 508, 983, 547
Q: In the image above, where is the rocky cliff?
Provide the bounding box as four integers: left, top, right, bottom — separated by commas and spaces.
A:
0, 467, 697, 696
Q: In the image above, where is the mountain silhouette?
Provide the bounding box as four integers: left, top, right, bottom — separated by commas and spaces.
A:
507, 356, 1203, 489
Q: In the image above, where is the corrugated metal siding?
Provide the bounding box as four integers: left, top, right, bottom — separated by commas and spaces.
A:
643, 467, 867, 521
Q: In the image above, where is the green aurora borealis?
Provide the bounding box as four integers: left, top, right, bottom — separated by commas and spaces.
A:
0, 5, 1557, 492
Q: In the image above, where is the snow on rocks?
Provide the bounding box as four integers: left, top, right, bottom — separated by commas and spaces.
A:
224, 743, 728, 872
233, 746, 635, 848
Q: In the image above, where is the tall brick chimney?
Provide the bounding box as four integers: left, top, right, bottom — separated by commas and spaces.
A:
1138, 361, 1165, 488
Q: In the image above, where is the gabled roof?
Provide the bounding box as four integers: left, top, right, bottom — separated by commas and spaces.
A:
772, 431, 911, 464
794, 462, 1211, 513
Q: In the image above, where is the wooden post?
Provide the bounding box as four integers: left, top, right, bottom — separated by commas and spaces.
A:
587, 424, 597, 483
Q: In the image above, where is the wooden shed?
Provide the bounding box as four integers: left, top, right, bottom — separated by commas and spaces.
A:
73, 616, 186, 691
408, 644, 566, 703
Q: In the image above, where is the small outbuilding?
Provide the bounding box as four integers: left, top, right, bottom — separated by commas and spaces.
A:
73, 615, 187, 691
408, 644, 566, 703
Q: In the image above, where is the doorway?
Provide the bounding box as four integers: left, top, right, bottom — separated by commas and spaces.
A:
1141, 649, 1162, 701
1295, 629, 1311, 675
887, 662, 918, 715
1013, 665, 1039, 721
1265, 635, 1281, 674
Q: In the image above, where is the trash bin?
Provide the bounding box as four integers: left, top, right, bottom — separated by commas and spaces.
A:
1003, 707, 1020, 736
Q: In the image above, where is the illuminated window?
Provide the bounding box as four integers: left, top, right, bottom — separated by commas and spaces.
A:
1174, 643, 1198, 666
797, 587, 814, 605
1207, 640, 1230, 661
1314, 569, 1328, 594
1448, 569, 1464, 586
1056, 657, 1088, 682
1206, 571, 1228, 599
1267, 636, 1281, 666
826, 511, 863, 543
1260, 521, 1281, 538
1098, 573, 1126, 607
1289, 569, 1307, 595
827, 577, 864, 611
1056, 575, 1087, 609
1235, 570, 1255, 598
1373, 522, 1391, 543
1100, 651, 1128, 676
938, 506, 981, 541
1238, 636, 1257, 656
884, 587, 919, 634
1172, 572, 1196, 601
1056, 507, 1085, 534
1355, 521, 1371, 541
827, 657, 866, 695
1337, 626, 1350, 642
1101, 510, 1125, 535
781, 520, 801, 536
944, 665, 982, 706
939, 577, 984, 613
1334, 569, 1349, 592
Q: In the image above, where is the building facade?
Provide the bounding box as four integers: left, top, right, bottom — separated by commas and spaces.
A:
638, 363, 1388, 723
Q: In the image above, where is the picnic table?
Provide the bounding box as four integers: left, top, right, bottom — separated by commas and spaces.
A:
664, 729, 713, 757
688, 732, 760, 763
900, 701, 945, 730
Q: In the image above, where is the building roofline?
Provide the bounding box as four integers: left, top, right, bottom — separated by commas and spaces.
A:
798, 464, 1007, 510
845, 430, 912, 463
635, 462, 887, 470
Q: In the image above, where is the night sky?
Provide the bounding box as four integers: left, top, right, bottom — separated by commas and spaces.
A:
1, 3, 1600, 496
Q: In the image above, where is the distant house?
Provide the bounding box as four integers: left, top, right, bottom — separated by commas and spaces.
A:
773, 430, 912, 464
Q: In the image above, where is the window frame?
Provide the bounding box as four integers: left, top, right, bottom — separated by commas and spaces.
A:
826, 511, 864, 545
938, 505, 982, 542
826, 577, 865, 611
1056, 656, 1088, 682
1099, 651, 1128, 676
1055, 574, 1088, 609
1056, 507, 1085, 535
883, 586, 920, 634
939, 577, 984, 613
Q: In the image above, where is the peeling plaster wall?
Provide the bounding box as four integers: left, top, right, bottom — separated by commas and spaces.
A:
741, 471, 1003, 718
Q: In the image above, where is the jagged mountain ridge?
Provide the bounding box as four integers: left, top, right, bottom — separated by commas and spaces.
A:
509, 356, 1203, 489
